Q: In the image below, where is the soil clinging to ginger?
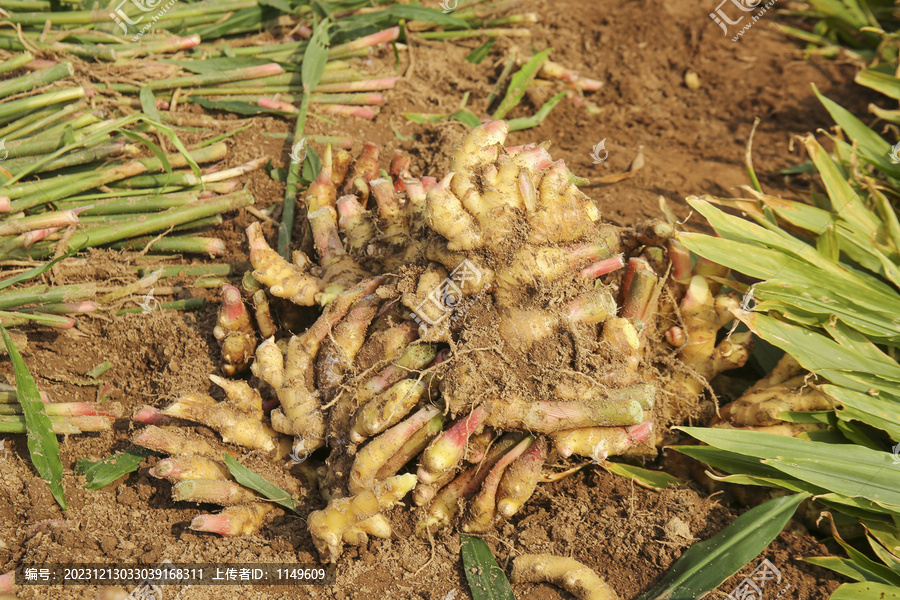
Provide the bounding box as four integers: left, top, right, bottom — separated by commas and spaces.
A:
0, 0, 865, 595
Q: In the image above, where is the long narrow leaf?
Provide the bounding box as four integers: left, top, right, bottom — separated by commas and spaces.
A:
301, 18, 331, 93
222, 452, 299, 512
466, 38, 495, 65
492, 48, 551, 120
459, 535, 516, 600
1, 325, 66, 509
805, 556, 887, 583
603, 461, 683, 489
830, 582, 900, 599
635, 493, 809, 600
0, 252, 74, 293
679, 427, 900, 507
813, 85, 900, 179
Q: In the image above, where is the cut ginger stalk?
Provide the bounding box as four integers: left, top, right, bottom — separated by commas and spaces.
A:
512, 554, 619, 600
308, 474, 416, 562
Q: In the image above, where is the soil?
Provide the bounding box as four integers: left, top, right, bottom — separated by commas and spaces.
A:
0, 0, 875, 597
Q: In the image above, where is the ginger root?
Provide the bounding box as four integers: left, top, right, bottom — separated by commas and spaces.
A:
512, 554, 620, 600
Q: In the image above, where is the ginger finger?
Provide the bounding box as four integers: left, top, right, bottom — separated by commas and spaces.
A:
308, 474, 416, 562
512, 554, 619, 600
250, 289, 278, 339
463, 435, 533, 532
341, 142, 379, 197
413, 467, 457, 507
465, 428, 495, 464
316, 293, 382, 399
496, 436, 547, 518
354, 320, 418, 374
528, 160, 596, 244
208, 374, 263, 419
149, 456, 231, 481
247, 221, 321, 306
418, 433, 522, 534
357, 343, 437, 406
332, 149, 353, 190
342, 513, 392, 545
190, 503, 274, 536
375, 412, 444, 481
718, 377, 833, 427
161, 393, 284, 455
450, 120, 508, 202
336, 194, 376, 253
549, 421, 653, 461
371, 177, 408, 244
426, 173, 484, 251
404, 178, 429, 231
677, 276, 717, 368
350, 406, 440, 494
349, 378, 427, 444
567, 286, 617, 324
252, 336, 284, 390
483, 386, 652, 433
213, 284, 257, 376
280, 277, 385, 454
133, 425, 218, 458
418, 405, 488, 484
172, 479, 260, 506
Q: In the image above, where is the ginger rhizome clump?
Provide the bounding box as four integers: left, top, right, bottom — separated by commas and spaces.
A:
133, 121, 755, 562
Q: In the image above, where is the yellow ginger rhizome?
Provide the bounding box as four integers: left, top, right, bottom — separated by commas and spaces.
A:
132, 121, 754, 562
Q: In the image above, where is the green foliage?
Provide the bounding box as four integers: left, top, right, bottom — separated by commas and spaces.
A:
222, 453, 300, 512
76, 448, 153, 491
492, 48, 551, 120
635, 494, 809, 600
674, 80, 900, 597
1, 325, 66, 509
459, 535, 516, 600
